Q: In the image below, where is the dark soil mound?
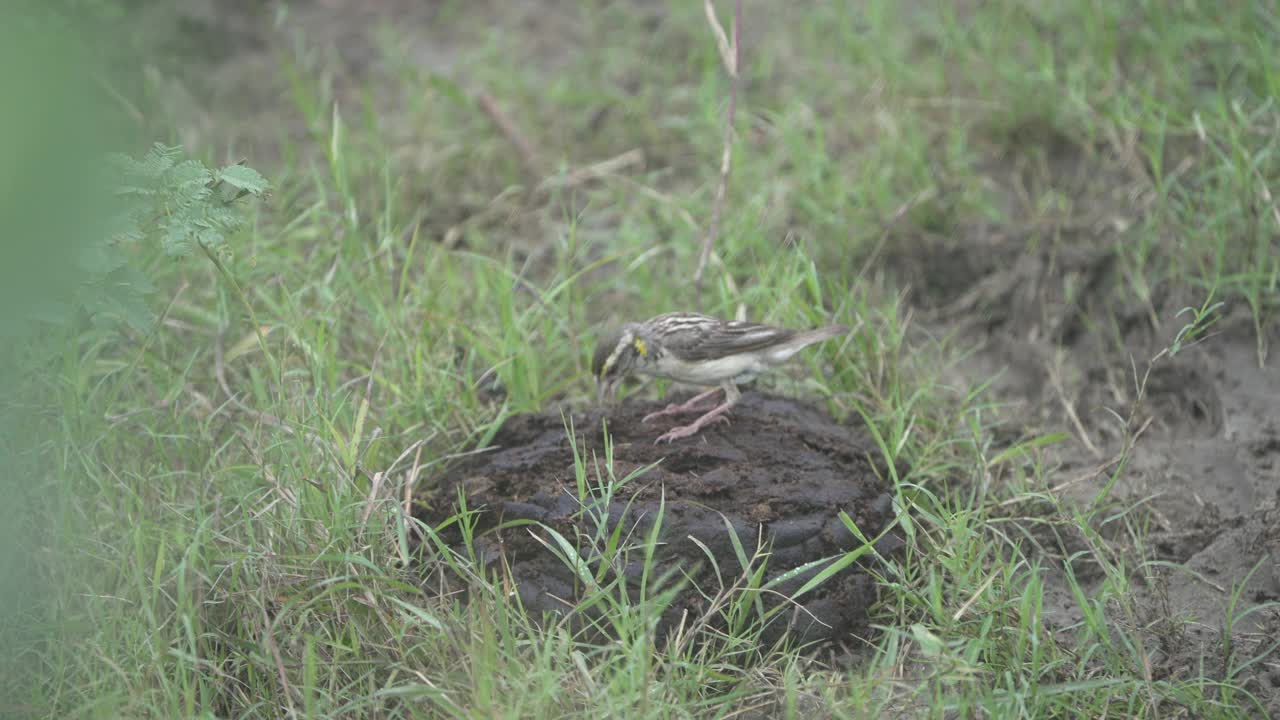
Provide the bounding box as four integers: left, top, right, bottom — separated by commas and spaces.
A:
416, 392, 900, 647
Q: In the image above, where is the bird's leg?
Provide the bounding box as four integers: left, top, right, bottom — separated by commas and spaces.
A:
653, 384, 740, 444
641, 387, 724, 424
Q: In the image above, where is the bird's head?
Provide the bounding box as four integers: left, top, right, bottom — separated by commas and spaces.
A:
592, 324, 650, 404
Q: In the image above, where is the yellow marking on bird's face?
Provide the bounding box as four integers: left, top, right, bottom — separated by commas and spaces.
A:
633, 338, 647, 356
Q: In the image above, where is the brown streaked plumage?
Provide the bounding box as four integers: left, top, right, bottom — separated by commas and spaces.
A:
593, 312, 849, 443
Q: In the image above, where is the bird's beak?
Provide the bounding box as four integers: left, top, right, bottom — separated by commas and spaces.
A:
596, 377, 616, 407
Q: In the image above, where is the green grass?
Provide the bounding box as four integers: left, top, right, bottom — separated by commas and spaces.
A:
4, 0, 1279, 717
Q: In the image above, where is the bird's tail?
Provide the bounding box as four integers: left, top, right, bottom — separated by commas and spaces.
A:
793, 324, 850, 346
768, 323, 850, 362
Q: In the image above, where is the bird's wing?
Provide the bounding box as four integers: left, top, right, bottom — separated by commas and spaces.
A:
653, 314, 797, 362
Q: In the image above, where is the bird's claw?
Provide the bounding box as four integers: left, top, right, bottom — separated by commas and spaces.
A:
641, 403, 682, 424
652, 414, 731, 444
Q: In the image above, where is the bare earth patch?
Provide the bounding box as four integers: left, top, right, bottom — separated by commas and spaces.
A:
416, 392, 899, 649
891, 155, 1280, 705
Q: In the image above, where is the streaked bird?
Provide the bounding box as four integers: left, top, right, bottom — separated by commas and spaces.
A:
593, 312, 849, 443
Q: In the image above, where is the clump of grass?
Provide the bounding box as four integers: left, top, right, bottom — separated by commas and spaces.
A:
8, 0, 1279, 717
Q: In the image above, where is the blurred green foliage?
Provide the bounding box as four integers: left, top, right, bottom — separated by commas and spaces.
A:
0, 9, 118, 339
0, 6, 268, 701
0, 4, 116, 698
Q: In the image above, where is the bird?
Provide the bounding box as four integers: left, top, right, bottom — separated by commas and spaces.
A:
592, 312, 850, 443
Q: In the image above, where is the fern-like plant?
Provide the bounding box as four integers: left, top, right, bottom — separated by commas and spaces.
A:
16, 143, 271, 336
88, 144, 271, 330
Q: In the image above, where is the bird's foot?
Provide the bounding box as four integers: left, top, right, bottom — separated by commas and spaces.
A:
653, 405, 732, 444
641, 388, 724, 424
642, 402, 715, 424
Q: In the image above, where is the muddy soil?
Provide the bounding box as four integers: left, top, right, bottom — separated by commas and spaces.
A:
416, 392, 899, 648
893, 163, 1280, 705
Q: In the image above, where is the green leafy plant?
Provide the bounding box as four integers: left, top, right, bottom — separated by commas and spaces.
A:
2, 141, 268, 344
90, 143, 269, 330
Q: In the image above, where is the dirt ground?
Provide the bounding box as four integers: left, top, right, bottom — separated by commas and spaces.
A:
147, 0, 1280, 704
417, 392, 899, 649
900, 226, 1280, 697
887, 129, 1280, 689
